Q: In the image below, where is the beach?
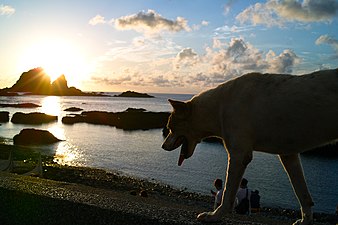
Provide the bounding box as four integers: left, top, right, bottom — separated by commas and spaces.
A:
0, 149, 336, 225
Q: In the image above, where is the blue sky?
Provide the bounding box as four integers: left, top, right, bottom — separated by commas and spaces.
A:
0, 0, 337, 93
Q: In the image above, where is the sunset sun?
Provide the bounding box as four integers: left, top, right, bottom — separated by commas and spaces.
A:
18, 38, 92, 87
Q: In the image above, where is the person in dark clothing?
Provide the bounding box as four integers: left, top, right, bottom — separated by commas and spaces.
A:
250, 190, 261, 213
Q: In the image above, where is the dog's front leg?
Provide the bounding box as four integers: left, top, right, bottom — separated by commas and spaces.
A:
197, 150, 252, 222
279, 154, 314, 225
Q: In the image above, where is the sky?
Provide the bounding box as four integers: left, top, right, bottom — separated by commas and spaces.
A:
0, 0, 338, 94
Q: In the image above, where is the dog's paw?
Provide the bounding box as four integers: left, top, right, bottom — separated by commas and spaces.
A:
197, 211, 220, 223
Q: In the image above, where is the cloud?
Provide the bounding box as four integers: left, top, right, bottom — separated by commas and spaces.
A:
103, 36, 181, 62
214, 25, 255, 36
224, 0, 237, 15
201, 20, 209, 26
272, 0, 338, 22
316, 34, 338, 49
114, 9, 191, 34
175, 48, 199, 68
315, 34, 338, 58
168, 38, 301, 88
236, 2, 282, 27
204, 37, 300, 78
237, 0, 338, 27
0, 4, 15, 16
192, 20, 209, 30
93, 37, 301, 92
92, 74, 132, 85
89, 14, 107, 25
266, 49, 301, 73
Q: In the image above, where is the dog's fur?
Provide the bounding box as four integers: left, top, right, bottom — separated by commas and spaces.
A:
162, 69, 338, 225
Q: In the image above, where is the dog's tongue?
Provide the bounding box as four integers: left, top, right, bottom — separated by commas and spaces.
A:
178, 154, 185, 166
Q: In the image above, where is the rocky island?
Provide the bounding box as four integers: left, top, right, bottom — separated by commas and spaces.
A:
0, 68, 107, 96
114, 90, 154, 98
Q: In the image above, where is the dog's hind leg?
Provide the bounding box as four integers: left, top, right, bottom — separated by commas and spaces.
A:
197, 147, 252, 222
279, 154, 314, 225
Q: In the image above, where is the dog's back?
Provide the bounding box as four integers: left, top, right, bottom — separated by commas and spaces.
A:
200, 69, 338, 154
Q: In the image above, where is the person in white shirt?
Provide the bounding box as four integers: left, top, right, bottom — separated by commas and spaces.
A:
235, 178, 251, 215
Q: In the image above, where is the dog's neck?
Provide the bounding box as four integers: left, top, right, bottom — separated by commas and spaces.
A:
190, 84, 229, 138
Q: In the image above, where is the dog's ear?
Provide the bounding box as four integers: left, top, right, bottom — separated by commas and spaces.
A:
168, 99, 191, 118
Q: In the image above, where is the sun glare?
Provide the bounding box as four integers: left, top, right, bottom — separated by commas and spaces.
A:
18, 38, 92, 87
41, 96, 61, 116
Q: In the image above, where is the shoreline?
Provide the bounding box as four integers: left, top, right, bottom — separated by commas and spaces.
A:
0, 145, 337, 224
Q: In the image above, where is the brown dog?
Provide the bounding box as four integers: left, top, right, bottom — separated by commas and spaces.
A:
162, 69, 338, 225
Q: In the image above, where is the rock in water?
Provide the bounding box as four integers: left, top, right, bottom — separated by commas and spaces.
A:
0, 111, 9, 122
114, 91, 154, 98
64, 107, 83, 112
11, 112, 57, 124
13, 128, 61, 145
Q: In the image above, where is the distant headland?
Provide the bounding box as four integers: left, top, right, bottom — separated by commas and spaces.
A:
0, 68, 106, 96
114, 91, 154, 98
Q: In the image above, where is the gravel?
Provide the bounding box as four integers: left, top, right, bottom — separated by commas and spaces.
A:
0, 145, 336, 225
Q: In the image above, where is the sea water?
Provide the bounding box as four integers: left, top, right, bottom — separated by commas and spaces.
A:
0, 94, 337, 213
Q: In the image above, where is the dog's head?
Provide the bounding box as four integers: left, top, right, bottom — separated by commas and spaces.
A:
162, 99, 200, 166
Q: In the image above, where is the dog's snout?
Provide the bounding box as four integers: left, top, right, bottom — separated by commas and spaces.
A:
162, 134, 177, 151
161, 142, 168, 150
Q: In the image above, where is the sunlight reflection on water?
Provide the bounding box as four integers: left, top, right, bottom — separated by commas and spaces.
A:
40, 97, 84, 165
53, 142, 84, 166
47, 124, 65, 140
41, 96, 62, 116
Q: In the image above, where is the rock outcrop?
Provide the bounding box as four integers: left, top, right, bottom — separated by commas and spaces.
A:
114, 91, 154, 98
9, 68, 51, 94
0, 103, 40, 108
64, 107, 83, 112
11, 112, 57, 124
0, 111, 9, 122
0, 68, 107, 96
13, 128, 61, 145
62, 109, 169, 130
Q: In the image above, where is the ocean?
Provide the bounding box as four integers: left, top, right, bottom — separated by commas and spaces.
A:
0, 93, 337, 214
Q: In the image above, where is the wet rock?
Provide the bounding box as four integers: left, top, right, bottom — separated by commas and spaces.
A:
0, 103, 40, 108
62, 110, 170, 130
64, 107, 83, 112
0, 111, 9, 122
62, 114, 85, 124
13, 128, 62, 145
125, 108, 146, 112
11, 112, 57, 124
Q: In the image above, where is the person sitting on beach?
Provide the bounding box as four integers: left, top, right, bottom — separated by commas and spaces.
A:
211, 178, 223, 210
250, 190, 261, 213
235, 178, 251, 215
